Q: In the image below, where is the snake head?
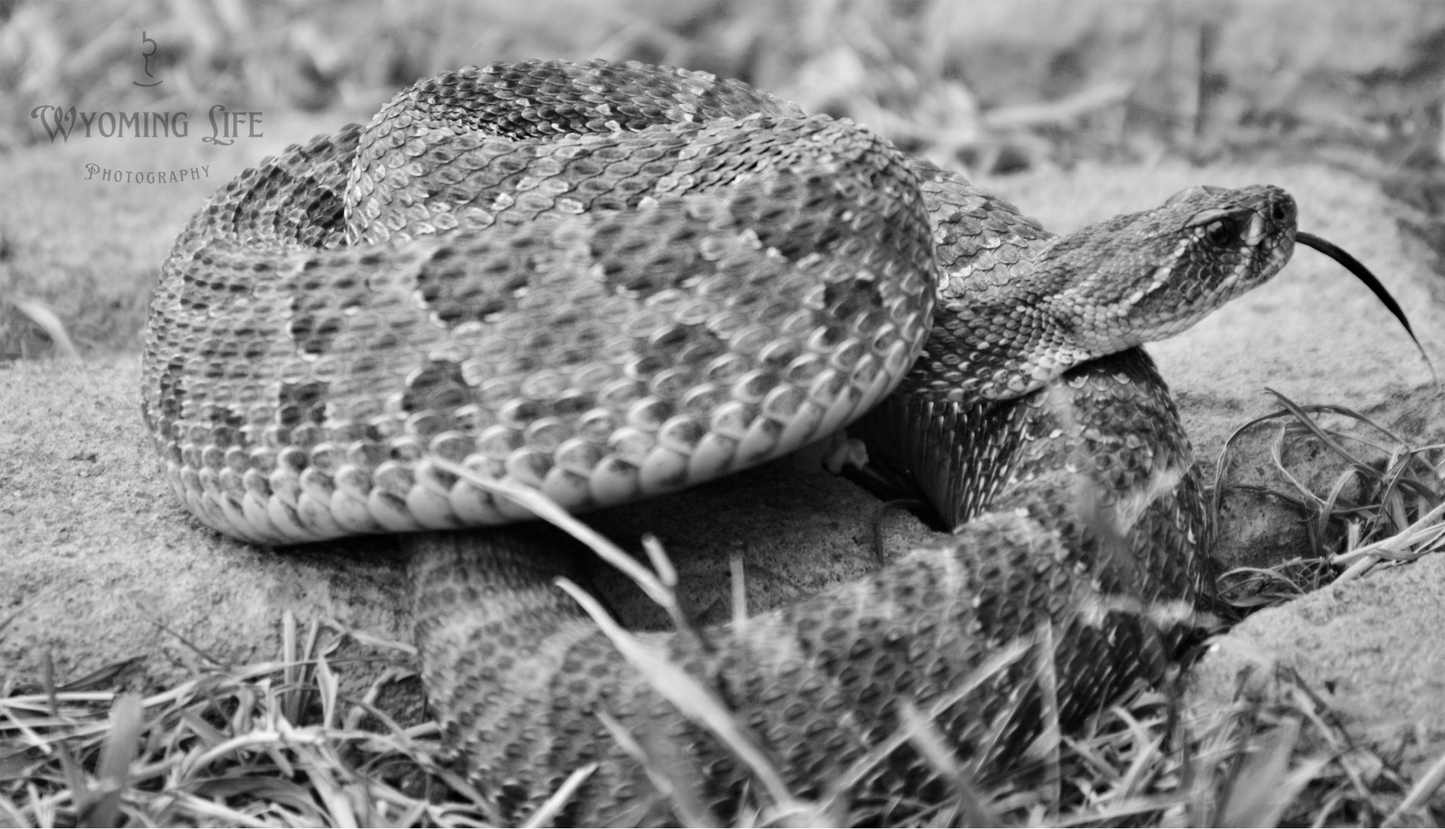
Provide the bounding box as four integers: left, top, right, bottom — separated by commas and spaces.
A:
945, 184, 1302, 400
1033, 183, 1431, 387
1044, 183, 1299, 352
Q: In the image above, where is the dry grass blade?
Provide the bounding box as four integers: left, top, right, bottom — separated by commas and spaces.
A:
1383, 748, 1445, 826
0, 796, 31, 827
553, 578, 801, 816
56, 663, 143, 697
897, 702, 1002, 826
1114, 723, 1168, 803
1031, 621, 1063, 820
77, 693, 141, 827
315, 652, 339, 732
1092, 703, 1168, 801
9, 298, 81, 358
640, 533, 699, 641
426, 456, 673, 608
1315, 467, 1360, 552
1332, 497, 1445, 573
729, 548, 748, 630
1217, 561, 1319, 605
520, 762, 598, 828
39, 653, 88, 818
821, 639, 1030, 812
595, 711, 720, 827
337, 626, 419, 658
1215, 717, 1324, 827
290, 734, 360, 827
159, 792, 271, 827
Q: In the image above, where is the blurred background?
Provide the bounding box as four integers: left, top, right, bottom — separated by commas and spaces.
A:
1, 0, 1444, 356
5, 0, 1445, 166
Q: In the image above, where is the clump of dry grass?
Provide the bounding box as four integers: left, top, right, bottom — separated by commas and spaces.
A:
7, 648, 1436, 826
1201, 390, 1445, 825
0, 616, 488, 828
1212, 389, 1445, 612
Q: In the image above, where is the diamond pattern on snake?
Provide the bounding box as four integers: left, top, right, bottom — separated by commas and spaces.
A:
142, 59, 1410, 825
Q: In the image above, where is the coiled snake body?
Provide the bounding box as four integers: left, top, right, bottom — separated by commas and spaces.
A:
143, 60, 1302, 823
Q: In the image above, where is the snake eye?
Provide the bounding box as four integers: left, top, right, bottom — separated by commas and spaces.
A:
1202, 218, 1238, 247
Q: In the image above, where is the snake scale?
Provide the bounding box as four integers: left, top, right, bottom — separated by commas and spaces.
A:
144, 60, 1319, 824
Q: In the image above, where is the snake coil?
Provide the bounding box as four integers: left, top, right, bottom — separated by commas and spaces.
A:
145, 60, 1325, 824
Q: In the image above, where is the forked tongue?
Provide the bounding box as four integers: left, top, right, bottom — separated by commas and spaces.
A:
1296, 231, 1436, 380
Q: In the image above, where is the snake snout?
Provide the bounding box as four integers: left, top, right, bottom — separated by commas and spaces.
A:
1178, 184, 1296, 248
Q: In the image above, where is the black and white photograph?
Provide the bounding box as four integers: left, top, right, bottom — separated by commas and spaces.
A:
1, 1, 1443, 825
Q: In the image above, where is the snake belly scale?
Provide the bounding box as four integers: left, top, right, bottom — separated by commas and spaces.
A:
143, 60, 1301, 822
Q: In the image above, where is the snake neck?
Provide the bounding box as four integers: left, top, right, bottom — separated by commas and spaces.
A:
912, 175, 1298, 401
